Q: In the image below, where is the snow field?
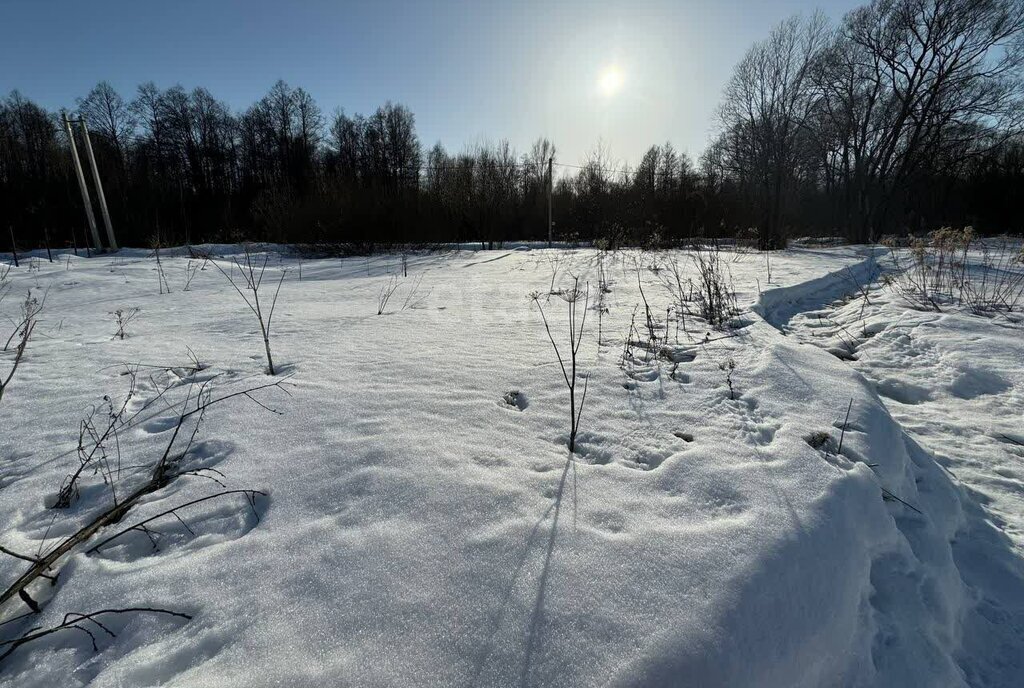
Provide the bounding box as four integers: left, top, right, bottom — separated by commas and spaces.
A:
0, 244, 1020, 686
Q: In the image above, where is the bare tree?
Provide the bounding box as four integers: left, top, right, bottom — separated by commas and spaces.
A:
818, 0, 1024, 239
77, 81, 137, 161
151, 232, 171, 294
714, 12, 831, 249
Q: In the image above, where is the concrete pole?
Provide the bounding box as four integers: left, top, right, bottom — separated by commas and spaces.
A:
63, 114, 102, 252
9, 226, 18, 267
547, 156, 553, 249
80, 121, 118, 250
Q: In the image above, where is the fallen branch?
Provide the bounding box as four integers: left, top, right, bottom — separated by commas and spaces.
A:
0, 376, 289, 615
0, 545, 41, 565
87, 489, 266, 554
0, 607, 192, 663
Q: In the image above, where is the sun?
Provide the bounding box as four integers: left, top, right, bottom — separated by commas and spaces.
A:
597, 65, 625, 97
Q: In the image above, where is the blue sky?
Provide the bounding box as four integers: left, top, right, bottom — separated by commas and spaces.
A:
2, 0, 862, 166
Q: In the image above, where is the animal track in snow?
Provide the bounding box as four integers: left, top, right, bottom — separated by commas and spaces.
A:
692, 482, 749, 519
621, 447, 672, 471
624, 366, 660, 382
670, 369, 692, 383
874, 378, 933, 405
718, 395, 779, 447
947, 367, 1011, 400
500, 390, 528, 410
569, 443, 614, 466
589, 509, 626, 534
172, 439, 235, 473
657, 345, 698, 363
472, 454, 510, 469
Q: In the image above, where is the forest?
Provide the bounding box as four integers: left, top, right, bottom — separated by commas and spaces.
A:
2, 0, 1023, 251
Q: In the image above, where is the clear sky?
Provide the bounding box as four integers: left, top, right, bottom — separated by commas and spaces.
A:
1, 0, 863, 167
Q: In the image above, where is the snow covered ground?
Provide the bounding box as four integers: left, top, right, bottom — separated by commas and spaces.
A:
0, 243, 1021, 687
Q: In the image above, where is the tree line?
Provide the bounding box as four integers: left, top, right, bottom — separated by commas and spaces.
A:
2, 0, 1023, 252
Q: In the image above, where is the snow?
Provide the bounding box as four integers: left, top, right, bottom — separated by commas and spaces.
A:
785, 246, 1024, 687
0, 244, 1021, 686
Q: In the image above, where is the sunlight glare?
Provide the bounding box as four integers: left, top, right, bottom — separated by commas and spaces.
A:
597, 65, 625, 97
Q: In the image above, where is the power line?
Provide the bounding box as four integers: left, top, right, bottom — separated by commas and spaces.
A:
552, 161, 633, 175
82, 127, 638, 177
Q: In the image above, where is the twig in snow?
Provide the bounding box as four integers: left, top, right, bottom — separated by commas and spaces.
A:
110, 307, 141, 340
400, 275, 431, 310
879, 487, 923, 515
838, 398, 853, 454
719, 358, 737, 400
0, 545, 42, 565
0, 290, 42, 407
1, 375, 289, 616
87, 489, 267, 554
210, 245, 287, 375
182, 260, 199, 291
377, 276, 400, 315
151, 232, 172, 295
532, 277, 590, 453
0, 607, 193, 663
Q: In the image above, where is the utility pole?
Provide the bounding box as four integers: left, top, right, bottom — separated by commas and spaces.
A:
8, 226, 18, 267
547, 156, 553, 248
63, 113, 102, 253
80, 120, 118, 250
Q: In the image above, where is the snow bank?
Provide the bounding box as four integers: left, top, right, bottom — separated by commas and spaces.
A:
786, 249, 1024, 686
754, 246, 884, 329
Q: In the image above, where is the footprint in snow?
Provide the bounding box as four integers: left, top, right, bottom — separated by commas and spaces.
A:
947, 367, 1011, 400
500, 390, 528, 411
623, 447, 672, 471
139, 416, 179, 434
589, 510, 626, 534
625, 367, 660, 382
720, 395, 779, 447
874, 378, 932, 405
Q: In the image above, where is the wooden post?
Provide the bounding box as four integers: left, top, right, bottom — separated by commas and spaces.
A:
80, 120, 118, 250
9, 226, 18, 268
63, 113, 102, 252
44, 227, 53, 262
547, 156, 553, 249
